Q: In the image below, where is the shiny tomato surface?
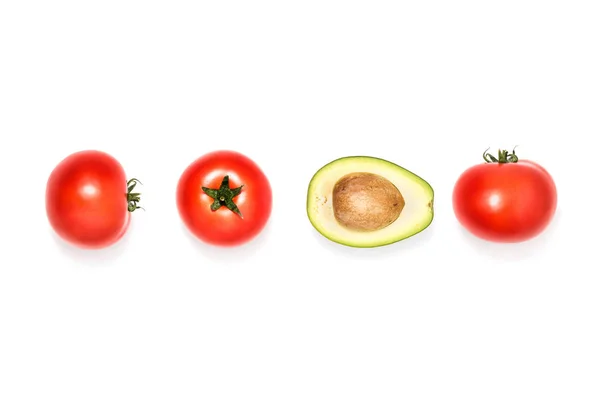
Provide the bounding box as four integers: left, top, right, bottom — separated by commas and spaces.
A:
176, 150, 272, 247
452, 149, 557, 243
46, 150, 141, 249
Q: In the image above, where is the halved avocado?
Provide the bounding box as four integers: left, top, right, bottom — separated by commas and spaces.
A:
306, 156, 434, 248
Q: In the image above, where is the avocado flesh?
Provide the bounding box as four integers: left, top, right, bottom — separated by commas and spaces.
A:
307, 156, 434, 248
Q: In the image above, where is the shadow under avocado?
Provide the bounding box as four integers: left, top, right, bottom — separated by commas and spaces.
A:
311, 220, 436, 261
457, 208, 562, 263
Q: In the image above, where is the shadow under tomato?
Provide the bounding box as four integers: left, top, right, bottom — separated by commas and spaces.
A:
310, 220, 436, 261
457, 208, 562, 263
180, 221, 272, 265
50, 227, 130, 267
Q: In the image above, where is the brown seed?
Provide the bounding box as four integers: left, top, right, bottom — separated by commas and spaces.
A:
332, 172, 405, 232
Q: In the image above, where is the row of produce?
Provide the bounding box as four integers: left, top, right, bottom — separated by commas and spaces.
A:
45, 148, 557, 250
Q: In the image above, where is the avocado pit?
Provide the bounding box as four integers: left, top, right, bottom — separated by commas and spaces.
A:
332, 172, 405, 232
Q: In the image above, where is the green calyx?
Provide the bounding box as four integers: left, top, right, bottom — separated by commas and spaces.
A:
483, 146, 519, 164
202, 175, 244, 218
127, 178, 144, 212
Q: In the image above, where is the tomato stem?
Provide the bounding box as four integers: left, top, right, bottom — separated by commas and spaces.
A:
127, 178, 144, 212
201, 175, 244, 218
483, 146, 519, 164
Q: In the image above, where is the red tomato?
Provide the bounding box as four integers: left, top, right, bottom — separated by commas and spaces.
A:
46, 150, 142, 249
452, 148, 557, 243
176, 150, 272, 247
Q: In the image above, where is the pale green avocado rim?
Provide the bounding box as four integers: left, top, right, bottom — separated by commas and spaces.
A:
306, 155, 435, 248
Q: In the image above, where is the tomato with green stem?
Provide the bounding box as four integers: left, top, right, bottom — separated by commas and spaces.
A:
176, 150, 272, 247
452, 147, 557, 243
46, 150, 143, 249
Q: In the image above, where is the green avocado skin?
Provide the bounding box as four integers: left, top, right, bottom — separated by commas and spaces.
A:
306, 155, 434, 248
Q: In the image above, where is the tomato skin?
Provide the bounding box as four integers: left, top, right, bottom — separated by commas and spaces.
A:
452, 160, 557, 243
176, 150, 272, 247
46, 150, 132, 249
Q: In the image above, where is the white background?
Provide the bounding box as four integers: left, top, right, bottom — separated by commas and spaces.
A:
1, 1, 599, 399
